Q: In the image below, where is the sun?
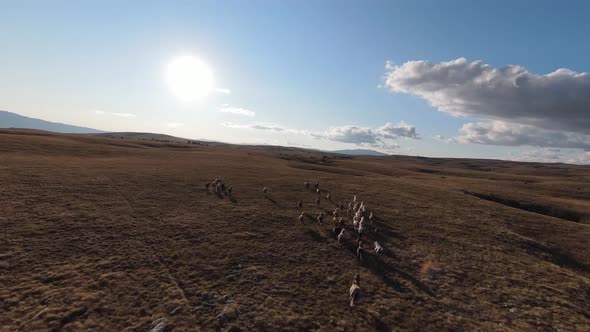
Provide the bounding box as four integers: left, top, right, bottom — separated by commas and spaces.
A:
166, 55, 214, 101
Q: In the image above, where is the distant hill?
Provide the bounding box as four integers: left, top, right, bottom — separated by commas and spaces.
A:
94, 132, 189, 142
93, 132, 223, 145
330, 149, 388, 156
0, 111, 103, 134
0, 111, 389, 155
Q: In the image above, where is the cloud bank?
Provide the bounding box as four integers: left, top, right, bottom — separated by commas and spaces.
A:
454, 121, 590, 150
506, 148, 590, 165
222, 121, 418, 149
310, 122, 417, 147
385, 58, 590, 153
384, 57, 590, 134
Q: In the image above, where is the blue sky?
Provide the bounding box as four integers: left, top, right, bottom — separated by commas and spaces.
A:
1, 1, 589, 163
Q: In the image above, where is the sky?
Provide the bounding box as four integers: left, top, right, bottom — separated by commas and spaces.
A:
1, 0, 589, 163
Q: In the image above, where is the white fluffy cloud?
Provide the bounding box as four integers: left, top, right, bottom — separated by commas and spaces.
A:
219, 105, 256, 117
385, 58, 590, 150
385, 58, 590, 134
453, 121, 590, 150
376, 121, 418, 139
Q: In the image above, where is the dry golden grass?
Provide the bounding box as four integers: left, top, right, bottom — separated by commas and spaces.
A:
1, 129, 589, 331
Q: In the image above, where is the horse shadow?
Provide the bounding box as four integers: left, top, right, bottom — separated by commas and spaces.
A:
264, 194, 278, 205
339, 230, 435, 298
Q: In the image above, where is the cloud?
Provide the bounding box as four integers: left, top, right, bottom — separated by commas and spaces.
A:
94, 110, 136, 118
311, 126, 380, 144
215, 88, 231, 94
506, 148, 590, 165
221, 122, 249, 129
167, 123, 184, 128
384, 58, 590, 135
376, 121, 418, 139
506, 148, 564, 163
111, 112, 136, 118
219, 105, 256, 117
567, 151, 590, 164
251, 124, 284, 131
223, 121, 417, 150
453, 121, 590, 150
433, 134, 452, 143
310, 122, 417, 147
221, 122, 284, 132
313, 128, 399, 149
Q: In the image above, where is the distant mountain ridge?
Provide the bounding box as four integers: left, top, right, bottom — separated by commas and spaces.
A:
0, 111, 389, 155
0, 110, 103, 134
94, 132, 188, 142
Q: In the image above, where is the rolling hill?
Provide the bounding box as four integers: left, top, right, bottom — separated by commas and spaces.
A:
1, 129, 589, 331
0, 110, 103, 134
331, 149, 389, 156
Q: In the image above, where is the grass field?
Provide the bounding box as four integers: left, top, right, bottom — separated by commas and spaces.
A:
1, 129, 589, 331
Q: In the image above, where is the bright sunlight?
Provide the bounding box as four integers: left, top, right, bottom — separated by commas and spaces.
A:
165, 55, 214, 101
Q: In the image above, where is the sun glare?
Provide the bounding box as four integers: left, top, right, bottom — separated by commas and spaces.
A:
166, 55, 214, 101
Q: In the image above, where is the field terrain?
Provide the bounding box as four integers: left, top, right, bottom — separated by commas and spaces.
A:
1, 129, 589, 331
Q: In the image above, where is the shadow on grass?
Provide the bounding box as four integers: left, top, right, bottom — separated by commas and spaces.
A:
206, 188, 238, 203
377, 259, 436, 298
338, 228, 435, 298
264, 194, 278, 205
304, 229, 330, 243
520, 238, 590, 275
373, 316, 392, 332
374, 222, 406, 241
